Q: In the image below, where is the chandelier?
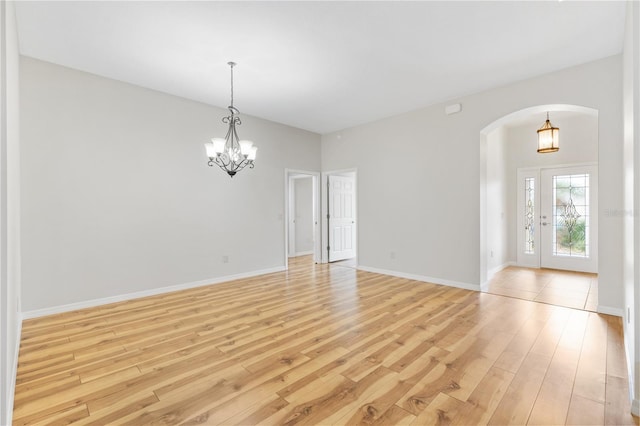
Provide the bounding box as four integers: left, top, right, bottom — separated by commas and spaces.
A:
204, 62, 257, 177
537, 112, 559, 153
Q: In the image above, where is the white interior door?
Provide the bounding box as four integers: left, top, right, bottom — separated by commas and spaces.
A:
540, 165, 598, 273
328, 175, 356, 262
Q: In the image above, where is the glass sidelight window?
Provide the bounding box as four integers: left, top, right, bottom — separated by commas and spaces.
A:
524, 177, 535, 254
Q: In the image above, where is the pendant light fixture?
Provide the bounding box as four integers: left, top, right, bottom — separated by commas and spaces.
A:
537, 112, 559, 153
204, 62, 257, 177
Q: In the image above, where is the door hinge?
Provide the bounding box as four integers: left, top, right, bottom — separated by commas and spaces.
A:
327, 214, 330, 219
327, 246, 330, 251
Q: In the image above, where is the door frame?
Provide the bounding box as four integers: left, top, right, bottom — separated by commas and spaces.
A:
284, 169, 321, 269
515, 162, 598, 272
288, 174, 315, 258
321, 169, 358, 264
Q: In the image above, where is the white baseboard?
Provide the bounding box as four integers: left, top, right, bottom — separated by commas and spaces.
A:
597, 305, 624, 317
294, 251, 314, 257
629, 353, 638, 416
357, 265, 480, 292
22, 266, 286, 319
7, 313, 22, 426
481, 261, 515, 291
488, 261, 514, 278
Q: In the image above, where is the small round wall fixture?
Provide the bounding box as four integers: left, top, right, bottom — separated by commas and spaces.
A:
204, 62, 257, 177
537, 112, 559, 153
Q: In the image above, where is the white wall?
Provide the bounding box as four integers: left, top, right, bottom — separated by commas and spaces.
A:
0, 1, 21, 424
294, 177, 314, 255
20, 57, 321, 313
322, 56, 623, 308
486, 126, 508, 275
623, 0, 640, 414
505, 113, 599, 262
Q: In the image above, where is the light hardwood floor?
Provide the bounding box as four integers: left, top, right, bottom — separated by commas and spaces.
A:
485, 267, 599, 311
13, 256, 637, 425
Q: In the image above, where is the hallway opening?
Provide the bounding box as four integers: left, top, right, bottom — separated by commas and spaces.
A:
480, 105, 600, 312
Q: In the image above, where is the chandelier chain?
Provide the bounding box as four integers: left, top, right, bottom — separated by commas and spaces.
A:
229, 61, 235, 109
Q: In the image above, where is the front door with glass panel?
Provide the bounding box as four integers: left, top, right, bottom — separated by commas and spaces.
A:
517, 165, 598, 273
540, 165, 597, 273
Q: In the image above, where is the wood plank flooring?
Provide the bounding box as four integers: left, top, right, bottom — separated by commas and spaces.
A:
486, 267, 598, 311
13, 256, 637, 425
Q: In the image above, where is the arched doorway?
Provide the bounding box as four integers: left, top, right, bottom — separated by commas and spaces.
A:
480, 104, 599, 311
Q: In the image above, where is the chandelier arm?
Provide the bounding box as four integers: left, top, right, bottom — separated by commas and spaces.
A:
234, 157, 252, 172
224, 120, 234, 142
214, 152, 243, 175
231, 122, 243, 153
234, 158, 249, 173
213, 159, 227, 172
228, 158, 239, 173
215, 152, 230, 167
217, 162, 233, 177
213, 154, 230, 168
230, 123, 239, 147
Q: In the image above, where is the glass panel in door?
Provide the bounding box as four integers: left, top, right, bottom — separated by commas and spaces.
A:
552, 173, 589, 257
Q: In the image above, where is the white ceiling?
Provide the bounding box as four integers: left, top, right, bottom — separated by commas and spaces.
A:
14, 1, 627, 134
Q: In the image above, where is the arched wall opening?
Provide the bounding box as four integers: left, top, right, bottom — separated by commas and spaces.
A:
479, 104, 599, 289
